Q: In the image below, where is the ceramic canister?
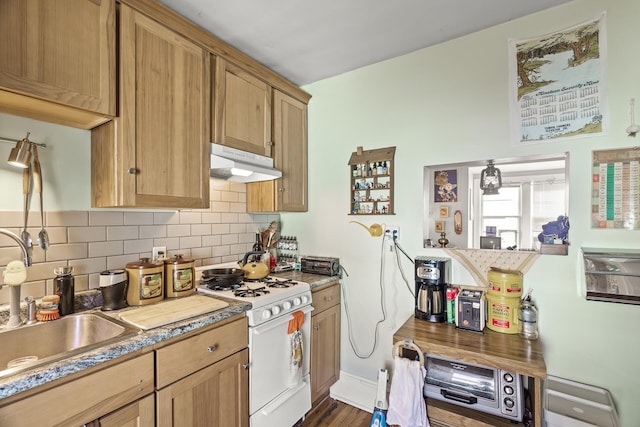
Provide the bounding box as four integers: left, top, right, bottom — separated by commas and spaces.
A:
125, 258, 164, 305
164, 254, 195, 297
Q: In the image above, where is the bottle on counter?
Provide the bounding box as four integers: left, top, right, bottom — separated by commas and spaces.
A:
54, 266, 75, 316
446, 286, 458, 324
519, 298, 539, 340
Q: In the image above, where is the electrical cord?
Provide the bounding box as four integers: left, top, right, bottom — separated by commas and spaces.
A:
392, 235, 415, 298
339, 236, 387, 359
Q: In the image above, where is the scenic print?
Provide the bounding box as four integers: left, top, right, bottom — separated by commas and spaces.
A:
509, 14, 606, 144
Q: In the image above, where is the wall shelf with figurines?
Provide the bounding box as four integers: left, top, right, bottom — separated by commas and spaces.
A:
348, 146, 395, 215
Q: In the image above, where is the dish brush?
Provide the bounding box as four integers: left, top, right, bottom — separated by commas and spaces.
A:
37, 295, 61, 321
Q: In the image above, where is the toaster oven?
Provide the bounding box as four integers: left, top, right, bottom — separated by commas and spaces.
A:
423, 354, 524, 421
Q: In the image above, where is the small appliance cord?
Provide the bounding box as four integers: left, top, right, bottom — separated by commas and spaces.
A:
339, 236, 387, 359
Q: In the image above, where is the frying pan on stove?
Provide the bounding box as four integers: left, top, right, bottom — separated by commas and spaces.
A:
201, 268, 245, 287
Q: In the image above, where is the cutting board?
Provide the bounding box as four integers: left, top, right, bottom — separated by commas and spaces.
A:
119, 295, 229, 330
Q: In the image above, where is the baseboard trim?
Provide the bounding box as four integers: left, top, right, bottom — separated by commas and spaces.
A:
329, 371, 377, 413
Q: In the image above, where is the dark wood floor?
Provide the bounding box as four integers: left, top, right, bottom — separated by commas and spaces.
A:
299, 397, 373, 427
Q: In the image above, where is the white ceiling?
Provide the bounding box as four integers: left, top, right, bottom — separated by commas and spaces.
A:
159, 0, 574, 86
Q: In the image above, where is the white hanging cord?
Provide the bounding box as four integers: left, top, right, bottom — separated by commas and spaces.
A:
341, 236, 388, 359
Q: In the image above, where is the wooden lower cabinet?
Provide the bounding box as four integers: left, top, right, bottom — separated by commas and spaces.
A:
156, 348, 249, 427
155, 316, 249, 427
310, 282, 341, 406
96, 394, 155, 427
0, 353, 155, 427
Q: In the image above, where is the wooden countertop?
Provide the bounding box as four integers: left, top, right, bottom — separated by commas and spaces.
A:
394, 316, 546, 379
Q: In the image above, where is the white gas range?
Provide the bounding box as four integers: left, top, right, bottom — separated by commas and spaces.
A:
196, 264, 313, 427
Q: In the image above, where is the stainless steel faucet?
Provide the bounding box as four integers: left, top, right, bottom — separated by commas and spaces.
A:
0, 228, 32, 267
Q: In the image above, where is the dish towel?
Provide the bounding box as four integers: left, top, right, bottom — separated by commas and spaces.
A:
387, 356, 430, 427
287, 310, 305, 387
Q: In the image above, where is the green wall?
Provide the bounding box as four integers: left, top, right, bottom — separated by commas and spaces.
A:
283, 0, 640, 423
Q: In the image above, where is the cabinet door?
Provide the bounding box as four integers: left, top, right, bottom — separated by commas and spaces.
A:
246, 90, 308, 212
214, 58, 272, 157
0, 0, 115, 127
98, 394, 155, 427
156, 349, 249, 427
92, 5, 210, 209
311, 304, 341, 405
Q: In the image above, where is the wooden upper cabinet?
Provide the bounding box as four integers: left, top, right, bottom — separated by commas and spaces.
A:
0, 0, 115, 129
247, 89, 308, 212
213, 57, 272, 157
91, 4, 210, 209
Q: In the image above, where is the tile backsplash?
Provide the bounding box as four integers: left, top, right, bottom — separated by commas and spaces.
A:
0, 180, 279, 304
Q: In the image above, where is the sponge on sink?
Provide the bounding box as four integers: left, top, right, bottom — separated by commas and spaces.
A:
2, 260, 27, 286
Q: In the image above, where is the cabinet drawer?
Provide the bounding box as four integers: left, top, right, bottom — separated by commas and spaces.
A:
156, 317, 248, 389
0, 353, 154, 427
312, 283, 340, 314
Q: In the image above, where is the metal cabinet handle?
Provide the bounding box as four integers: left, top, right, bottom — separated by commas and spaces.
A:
324, 296, 333, 301
266, 141, 273, 146
242, 363, 250, 369
207, 345, 217, 353
313, 325, 319, 331
128, 167, 137, 174
278, 187, 285, 192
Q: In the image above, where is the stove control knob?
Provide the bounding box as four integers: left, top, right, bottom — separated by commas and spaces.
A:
262, 310, 272, 320
292, 297, 301, 306
300, 295, 309, 305
271, 305, 281, 315
283, 301, 292, 310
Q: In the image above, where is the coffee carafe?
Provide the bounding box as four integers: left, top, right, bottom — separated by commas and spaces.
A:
415, 257, 450, 322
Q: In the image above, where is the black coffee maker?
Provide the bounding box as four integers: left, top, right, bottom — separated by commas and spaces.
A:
415, 256, 450, 322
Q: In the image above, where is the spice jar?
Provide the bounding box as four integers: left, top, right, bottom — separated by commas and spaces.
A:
518, 300, 539, 340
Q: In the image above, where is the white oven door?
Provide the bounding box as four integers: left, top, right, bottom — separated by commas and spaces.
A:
249, 305, 312, 422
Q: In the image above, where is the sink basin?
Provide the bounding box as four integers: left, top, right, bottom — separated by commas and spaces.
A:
0, 312, 140, 378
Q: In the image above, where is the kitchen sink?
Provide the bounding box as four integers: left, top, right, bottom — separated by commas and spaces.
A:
0, 312, 140, 378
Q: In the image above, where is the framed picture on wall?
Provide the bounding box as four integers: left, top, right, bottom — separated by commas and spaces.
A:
439, 206, 449, 218
435, 221, 445, 233
434, 169, 458, 203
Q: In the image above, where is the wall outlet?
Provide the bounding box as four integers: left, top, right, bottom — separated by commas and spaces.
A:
152, 246, 167, 262
384, 226, 399, 240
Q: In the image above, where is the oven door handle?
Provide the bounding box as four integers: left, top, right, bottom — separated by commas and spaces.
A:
440, 389, 478, 405
253, 306, 313, 335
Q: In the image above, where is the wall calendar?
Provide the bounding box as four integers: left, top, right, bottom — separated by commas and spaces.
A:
592, 147, 640, 229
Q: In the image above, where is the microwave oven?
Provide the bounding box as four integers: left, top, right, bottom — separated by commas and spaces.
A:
423, 354, 524, 421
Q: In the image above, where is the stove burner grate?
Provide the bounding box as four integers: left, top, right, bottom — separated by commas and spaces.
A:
201, 279, 244, 291
234, 287, 270, 298
262, 278, 298, 288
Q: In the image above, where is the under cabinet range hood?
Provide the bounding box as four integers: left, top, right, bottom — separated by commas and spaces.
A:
210, 143, 282, 182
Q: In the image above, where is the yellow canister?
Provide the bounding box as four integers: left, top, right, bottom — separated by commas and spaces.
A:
125, 258, 164, 305
164, 254, 195, 298
488, 268, 523, 297
486, 292, 520, 334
